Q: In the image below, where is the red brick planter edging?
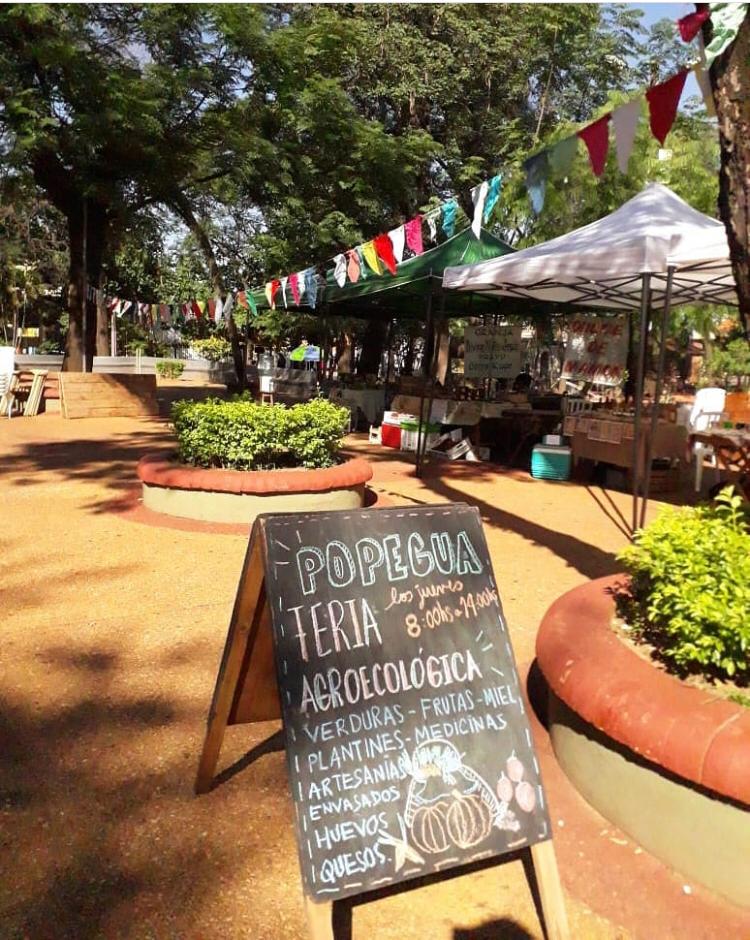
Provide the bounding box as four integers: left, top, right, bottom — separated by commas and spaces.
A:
136, 453, 373, 495
536, 575, 750, 807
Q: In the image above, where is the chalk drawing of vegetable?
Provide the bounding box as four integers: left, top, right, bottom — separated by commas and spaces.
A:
497, 751, 538, 814
378, 813, 425, 872
400, 739, 519, 856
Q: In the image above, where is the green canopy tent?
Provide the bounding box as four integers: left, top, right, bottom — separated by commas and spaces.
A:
249, 227, 515, 318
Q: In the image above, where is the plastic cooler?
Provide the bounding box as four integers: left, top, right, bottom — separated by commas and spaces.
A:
381, 411, 411, 449
400, 420, 441, 452
531, 444, 572, 481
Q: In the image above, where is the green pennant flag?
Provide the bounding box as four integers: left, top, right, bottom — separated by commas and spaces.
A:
548, 136, 578, 176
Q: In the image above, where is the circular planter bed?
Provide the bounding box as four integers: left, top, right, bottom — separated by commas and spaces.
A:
137, 454, 373, 524
536, 575, 750, 908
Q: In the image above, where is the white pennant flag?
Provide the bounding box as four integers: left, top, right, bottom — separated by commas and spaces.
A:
426, 212, 438, 243
612, 99, 641, 174
215, 297, 224, 322
223, 293, 234, 319
333, 253, 347, 287
388, 226, 406, 263
280, 276, 289, 307
297, 271, 307, 301
693, 59, 716, 117
471, 180, 489, 237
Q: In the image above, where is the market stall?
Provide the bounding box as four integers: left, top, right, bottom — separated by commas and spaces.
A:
443, 182, 739, 531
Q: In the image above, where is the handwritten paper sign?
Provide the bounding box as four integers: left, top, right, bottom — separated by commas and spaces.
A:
263, 504, 551, 902
464, 325, 524, 379
562, 315, 629, 386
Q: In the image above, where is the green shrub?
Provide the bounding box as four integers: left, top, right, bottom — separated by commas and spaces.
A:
155, 359, 185, 379
190, 336, 232, 362
171, 396, 349, 470
617, 488, 750, 681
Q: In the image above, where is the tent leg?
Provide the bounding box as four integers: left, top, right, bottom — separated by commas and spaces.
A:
631, 274, 651, 536
639, 267, 674, 529
416, 277, 434, 478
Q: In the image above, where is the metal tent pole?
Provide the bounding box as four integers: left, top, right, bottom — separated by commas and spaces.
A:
639, 266, 675, 529
631, 273, 651, 535
415, 273, 434, 478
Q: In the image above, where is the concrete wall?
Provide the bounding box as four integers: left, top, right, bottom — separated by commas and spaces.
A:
548, 692, 750, 908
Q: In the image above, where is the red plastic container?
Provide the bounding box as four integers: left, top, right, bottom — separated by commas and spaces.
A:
381, 421, 402, 448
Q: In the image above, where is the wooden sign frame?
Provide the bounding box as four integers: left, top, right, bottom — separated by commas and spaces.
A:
195, 514, 569, 940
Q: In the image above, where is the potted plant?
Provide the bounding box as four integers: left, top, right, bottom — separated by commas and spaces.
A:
137, 396, 372, 523
535, 488, 750, 907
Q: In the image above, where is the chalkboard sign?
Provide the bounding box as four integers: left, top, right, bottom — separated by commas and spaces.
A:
260, 504, 551, 903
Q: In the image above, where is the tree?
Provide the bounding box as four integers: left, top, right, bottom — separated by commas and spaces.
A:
702, 8, 750, 340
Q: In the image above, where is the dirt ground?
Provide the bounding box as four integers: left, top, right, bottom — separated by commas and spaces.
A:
1, 410, 748, 940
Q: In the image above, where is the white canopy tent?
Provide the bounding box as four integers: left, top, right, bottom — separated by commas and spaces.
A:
443, 182, 737, 310
442, 182, 739, 533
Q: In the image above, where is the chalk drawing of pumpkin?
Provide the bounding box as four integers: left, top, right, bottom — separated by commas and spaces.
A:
400, 739, 519, 856
445, 789, 494, 849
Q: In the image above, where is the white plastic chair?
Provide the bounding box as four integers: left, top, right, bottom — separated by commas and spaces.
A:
689, 387, 726, 492
0, 346, 15, 417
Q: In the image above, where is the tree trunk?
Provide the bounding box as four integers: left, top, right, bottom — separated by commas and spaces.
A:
170, 191, 246, 388
62, 200, 107, 371
704, 11, 750, 340
356, 319, 388, 376
96, 269, 109, 356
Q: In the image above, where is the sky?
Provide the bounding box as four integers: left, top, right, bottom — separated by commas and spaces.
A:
637, 1, 701, 100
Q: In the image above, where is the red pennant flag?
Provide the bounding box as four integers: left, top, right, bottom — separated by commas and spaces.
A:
207, 299, 216, 320
192, 300, 203, 319
577, 114, 611, 177
404, 216, 424, 256
678, 6, 709, 42
236, 290, 248, 309
373, 233, 398, 275
290, 272, 301, 305
270, 278, 281, 309
646, 70, 688, 145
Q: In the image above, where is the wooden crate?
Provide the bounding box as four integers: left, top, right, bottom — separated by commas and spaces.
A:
59, 373, 158, 419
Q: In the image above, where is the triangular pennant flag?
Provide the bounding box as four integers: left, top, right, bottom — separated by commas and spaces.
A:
483, 174, 503, 223
612, 99, 641, 174
304, 269, 318, 308
264, 283, 273, 307
361, 241, 382, 275
441, 200, 458, 238
270, 279, 281, 309
237, 290, 249, 309
425, 212, 438, 244
548, 136, 578, 176
645, 70, 688, 145
192, 300, 203, 319
404, 216, 424, 255
471, 180, 488, 237
678, 6, 710, 42
704, 2, 749, 66
290, 272, 301, 305
122, 300, 134, 316
333, 253, 347, 287
388, 226, 406, 263
577, 114, 611, 177
523, 152, 548, 214
280, 276, 289, 308
373, 233, 397, 275
214, 297, 223, 322
207, 299, 217, 320
346, 249, 361, 283
159, 303, 171, 324
693, 62, 716, 117
297, 271, 307, 300
355, 247, 369, 280
223, 294, 235, 319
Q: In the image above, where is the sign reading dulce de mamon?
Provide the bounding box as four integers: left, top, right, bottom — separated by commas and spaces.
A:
263, 504, 551, 902
562, 315, 629, 386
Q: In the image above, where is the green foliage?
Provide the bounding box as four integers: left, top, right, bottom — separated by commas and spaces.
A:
155, 359, 185, 379
190, 336, 232, 362
172, 396, 349, 470
701, 339, 750, 388
618, 488, 750, 682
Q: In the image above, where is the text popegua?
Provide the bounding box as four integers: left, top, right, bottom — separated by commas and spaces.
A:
286, 529, 485, 715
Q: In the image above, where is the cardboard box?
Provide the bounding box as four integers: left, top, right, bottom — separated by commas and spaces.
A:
428, 437, 472, 460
